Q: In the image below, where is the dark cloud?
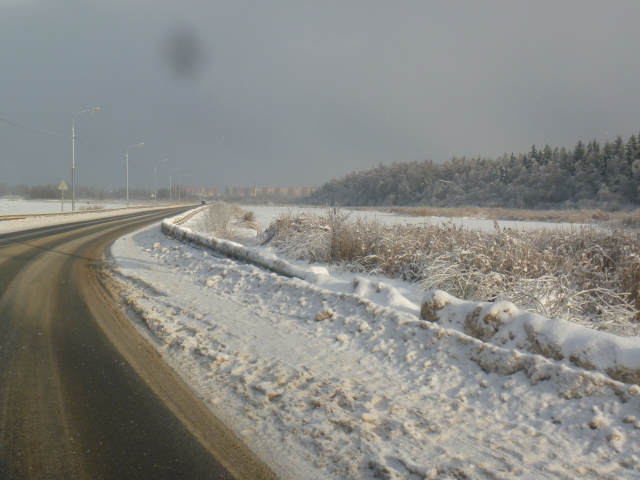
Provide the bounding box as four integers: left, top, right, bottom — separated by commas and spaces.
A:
0, 1, 639, 191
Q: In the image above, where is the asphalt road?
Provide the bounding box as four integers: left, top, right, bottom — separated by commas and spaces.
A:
0, 208, 274, 480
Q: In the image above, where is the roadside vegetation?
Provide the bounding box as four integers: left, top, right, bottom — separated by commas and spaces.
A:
259, 208, 640, 337
185, 202, 262, 240
185, 202, 640, 337
77, 204, 106, 211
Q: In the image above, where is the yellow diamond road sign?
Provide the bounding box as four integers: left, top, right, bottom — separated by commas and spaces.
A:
58, 181, 68, 191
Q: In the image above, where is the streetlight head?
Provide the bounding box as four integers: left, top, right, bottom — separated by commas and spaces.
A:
93, 107, 100, 111
139, 143, 144, 147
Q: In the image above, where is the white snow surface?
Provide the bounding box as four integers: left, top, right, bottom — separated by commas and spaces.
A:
0, 198, 124, 215
108, 209, 640, 479
422, 290, 640, 386
245, 205, 589, 231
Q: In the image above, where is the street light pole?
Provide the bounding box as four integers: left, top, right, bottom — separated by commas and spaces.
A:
170, 168, 180, 204
183, 175, 191, 203
126, 143, 144, 208
154, 159, 167, 205
72, 107, 99, 211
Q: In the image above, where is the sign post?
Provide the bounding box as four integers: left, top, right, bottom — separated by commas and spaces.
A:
58, 181, 69, 212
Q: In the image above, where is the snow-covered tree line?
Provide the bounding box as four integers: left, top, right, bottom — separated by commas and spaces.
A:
309, 133, 640, 210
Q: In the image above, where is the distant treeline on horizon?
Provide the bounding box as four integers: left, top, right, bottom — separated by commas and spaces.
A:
0, 184, 190, 201
307, 132, 640, 210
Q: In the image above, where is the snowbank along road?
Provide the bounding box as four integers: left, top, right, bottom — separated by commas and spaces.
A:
0, 207, 275, 480
108, 208, 640, 479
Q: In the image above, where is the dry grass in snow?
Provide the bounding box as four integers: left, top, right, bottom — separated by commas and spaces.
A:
77, 203, 106, 211
261, 209, 640, 336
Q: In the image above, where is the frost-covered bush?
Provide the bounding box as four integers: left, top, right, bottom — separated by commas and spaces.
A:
261, 209, 640, 336
181, 202, 261, 240
208, 202, 236, 238
261, 209, 389, 267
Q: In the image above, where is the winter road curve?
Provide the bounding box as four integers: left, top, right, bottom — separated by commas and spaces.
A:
0, 208, 274, 480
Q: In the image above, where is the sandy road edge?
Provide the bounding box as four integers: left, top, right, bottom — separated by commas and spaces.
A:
76, 242, 277, 480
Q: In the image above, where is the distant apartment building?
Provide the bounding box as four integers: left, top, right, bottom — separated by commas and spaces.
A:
221, 185, 313, 199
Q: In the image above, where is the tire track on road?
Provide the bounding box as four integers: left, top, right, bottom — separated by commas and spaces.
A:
0, 208, 274, 479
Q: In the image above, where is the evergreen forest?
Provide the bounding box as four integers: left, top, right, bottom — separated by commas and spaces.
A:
308, 133, 640, 210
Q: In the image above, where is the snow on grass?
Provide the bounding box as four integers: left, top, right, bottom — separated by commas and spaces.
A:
109, 212, 640, 479
251, 208, 640, 336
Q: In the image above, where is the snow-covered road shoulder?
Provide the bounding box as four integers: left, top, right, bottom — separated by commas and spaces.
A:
108, 210, 640, 479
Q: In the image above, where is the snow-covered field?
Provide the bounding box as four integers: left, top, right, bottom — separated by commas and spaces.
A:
0, 198, 125, 215
245, 205, 589, 231
108, 208, 640, 479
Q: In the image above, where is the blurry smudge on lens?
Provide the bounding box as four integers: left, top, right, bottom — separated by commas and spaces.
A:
160, 26, 207, 78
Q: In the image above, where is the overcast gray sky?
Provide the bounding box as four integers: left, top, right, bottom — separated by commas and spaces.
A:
1, 1, 639, 191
